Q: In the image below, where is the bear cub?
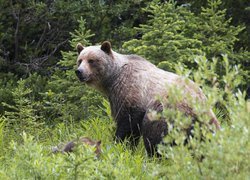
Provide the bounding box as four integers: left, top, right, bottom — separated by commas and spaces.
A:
52, 137, 101, 157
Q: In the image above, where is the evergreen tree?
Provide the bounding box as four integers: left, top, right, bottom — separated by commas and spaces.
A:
2, 79, 44, 142
0, 0, 151, 76
124, 0, 203, 71
123, 0, 249, 90
194, 0, 247, 61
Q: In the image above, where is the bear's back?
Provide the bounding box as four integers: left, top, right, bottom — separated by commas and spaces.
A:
119, 54, 206, 109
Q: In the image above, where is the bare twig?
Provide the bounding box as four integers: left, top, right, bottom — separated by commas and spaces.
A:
10, 0, 20, 62
17, 39, 69, 71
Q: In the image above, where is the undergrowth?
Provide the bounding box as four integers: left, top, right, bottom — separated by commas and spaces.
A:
0, 57, 249, 179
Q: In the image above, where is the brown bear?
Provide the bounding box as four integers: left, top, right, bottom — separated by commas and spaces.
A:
52, 137, 101, 157
75, 41, 220, 156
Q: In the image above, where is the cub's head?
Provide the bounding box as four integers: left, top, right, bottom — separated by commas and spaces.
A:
75, 41, 114, 89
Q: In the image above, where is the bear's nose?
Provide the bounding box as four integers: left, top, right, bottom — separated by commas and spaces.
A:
75, 69, 83, 79
75, 69, 88, 82
75, 69, 82, 77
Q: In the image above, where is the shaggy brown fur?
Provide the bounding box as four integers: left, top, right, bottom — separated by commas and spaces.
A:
75, 41, 220, 156
52, 137, 101, 157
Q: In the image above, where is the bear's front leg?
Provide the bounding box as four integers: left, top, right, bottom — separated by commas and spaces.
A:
115, 110, 144, 148
115, 127, 140, 148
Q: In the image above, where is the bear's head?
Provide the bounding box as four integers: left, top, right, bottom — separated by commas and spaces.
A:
75, 41, 116, 91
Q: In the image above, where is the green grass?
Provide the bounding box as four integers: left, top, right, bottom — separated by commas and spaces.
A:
0, 100, 249, 179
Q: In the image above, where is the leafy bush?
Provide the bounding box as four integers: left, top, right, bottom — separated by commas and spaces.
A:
156, 55, 249, 179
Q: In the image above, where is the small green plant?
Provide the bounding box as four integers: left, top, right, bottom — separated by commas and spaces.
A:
2, 79, 44, 142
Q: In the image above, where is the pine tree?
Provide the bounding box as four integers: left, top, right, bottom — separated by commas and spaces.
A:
123, 0, 249, 89
195, 0, 246, 61
123, 0, 203, 71
195, 0, 249, 89
2, 79, 44, 141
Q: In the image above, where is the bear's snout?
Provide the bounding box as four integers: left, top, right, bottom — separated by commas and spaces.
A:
75, 69, 88, 82
75, 69, 82, 76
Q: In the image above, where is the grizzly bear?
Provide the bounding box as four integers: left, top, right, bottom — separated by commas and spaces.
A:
52, 137, 101, 157
75, 41, 220, 156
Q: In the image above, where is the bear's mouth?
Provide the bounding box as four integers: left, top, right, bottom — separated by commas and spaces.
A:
75, 70, 91, 82
78, 76, 90, 82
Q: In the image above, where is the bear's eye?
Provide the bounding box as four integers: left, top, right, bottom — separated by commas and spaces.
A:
77, 59, 83, 66
88, 59, 95, 64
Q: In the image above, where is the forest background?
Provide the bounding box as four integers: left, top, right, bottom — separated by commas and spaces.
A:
0, 0, 249, 179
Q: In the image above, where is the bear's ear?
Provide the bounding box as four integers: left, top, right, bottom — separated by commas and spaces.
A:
76, 43, 84, 54
101, 41, 112, 54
